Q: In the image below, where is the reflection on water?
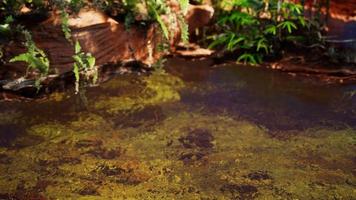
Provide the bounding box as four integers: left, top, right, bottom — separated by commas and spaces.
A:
0, 58, 355, 199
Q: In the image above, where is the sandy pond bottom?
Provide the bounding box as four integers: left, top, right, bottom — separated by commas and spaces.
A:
0, 58, 355, 199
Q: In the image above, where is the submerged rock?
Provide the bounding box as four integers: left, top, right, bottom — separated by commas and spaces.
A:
246, 171, 272, 181
179, 128, 215, 149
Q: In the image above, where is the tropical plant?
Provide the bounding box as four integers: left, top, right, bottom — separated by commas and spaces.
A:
0, 15, 13, 36
9, 28, 50, 89
72, 41, 97, 93
209, 0, 318, 64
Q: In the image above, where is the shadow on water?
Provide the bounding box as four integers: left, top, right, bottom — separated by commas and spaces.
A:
166, 58, 356, 131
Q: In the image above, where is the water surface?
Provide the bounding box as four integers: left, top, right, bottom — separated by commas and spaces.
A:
0, 57, 355, 199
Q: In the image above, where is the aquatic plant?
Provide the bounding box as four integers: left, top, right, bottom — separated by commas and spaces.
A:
94, 71, 184, 114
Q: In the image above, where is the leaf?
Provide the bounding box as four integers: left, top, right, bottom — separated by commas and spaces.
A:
4, 16, 14, 24
208, 33, 229, 49
278, 21, 297, 33
179, 16, 189, 44
61, 11, 72, 42
148, 3, 170, 40
75, 41, 82, 54
73, 62, 80, 82
9, 53, 31, 64
87, 56, 95, 69
264, 25, 277, 35
257, 38, 269, 53
237, 53, 259, 65
298, 16, 306, 27
227, 35, 245, 51
178, 0, 189, 15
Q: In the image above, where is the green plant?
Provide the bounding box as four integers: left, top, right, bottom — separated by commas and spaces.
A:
72, 41, 97, 93
9, 29, 50, 88
58, 9, 97, 93
60, 10, 72, 42
209, 0, 316, 65
178, 0, 190, 44
145, 0, 171, 40
0, 15, 14, 36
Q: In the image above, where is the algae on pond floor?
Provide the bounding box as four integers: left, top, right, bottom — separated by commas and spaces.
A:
0, 59, 355, 199
0, 108, 354, 199
94, 70, 184, 114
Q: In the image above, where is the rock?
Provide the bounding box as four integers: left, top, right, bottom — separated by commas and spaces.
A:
0, 3, 215, 92
175, 43, 214, 57
186, 4, 214, 35
179, 128, 214, 149
246, 171, 272, 181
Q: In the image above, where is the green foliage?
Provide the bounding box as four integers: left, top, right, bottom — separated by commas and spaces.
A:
179, 0, 189, 15
0, 16, 14, 36
69, 0, 85, 12
9, 29, 49, 88
60, 11, 72, 42
94, 0, 189, 44
72, 41, 97, 93
178, 0, 190, 44
209, 0, 318, 64
146, 0, 170, 40
0, 0, 45, 17
179, 16, 189, 44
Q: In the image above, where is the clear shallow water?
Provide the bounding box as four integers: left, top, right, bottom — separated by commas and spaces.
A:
0, 57, 355, 199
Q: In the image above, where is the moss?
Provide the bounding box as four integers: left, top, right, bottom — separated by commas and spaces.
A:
94, 71, 184, 114
0, 103, 355, 199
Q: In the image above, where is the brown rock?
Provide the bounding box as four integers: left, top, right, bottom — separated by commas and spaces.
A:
186, 4, 214, 34
1, 4, 215, 85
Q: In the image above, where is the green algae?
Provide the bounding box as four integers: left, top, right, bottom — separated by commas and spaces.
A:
94, 71, 184, 114
0, 66, 355, 199
2, 108, 354, 199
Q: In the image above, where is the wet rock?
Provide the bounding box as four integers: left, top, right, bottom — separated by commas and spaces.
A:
246, 171, 272, 181
220, 184, 258, 200
186, 4, 214, 35
179, 129, 214, 149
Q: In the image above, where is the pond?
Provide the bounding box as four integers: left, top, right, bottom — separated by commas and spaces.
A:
0, 57, 355, 199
